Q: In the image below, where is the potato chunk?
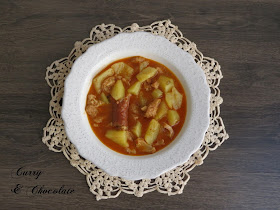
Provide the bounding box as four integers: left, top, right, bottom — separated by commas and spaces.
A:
93, 68, 114, 94
165, 92, 174, 109
152, 89, 163, 99
105, 130, 129, 147
165, 87, 183, 110
172, 87, 183, 110
111, 80, 125, 101
100, 92, 109, 104
136, 67, 157, 82
155, 101, 168, 120
131, 121, 142, 138
139, 91, 147, 106
158, 76, 174, 93
167, 110, 180, 126
145, 119, 160, 145
111, 62, 134, 80
128, 81, 142, 95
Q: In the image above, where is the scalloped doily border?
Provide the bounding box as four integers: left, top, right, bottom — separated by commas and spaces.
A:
42, 20, 229, 200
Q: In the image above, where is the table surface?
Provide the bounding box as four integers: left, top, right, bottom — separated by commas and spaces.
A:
1, 0, 279, 209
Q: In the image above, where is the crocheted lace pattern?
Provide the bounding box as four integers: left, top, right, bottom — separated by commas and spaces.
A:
42, 20, 229, 200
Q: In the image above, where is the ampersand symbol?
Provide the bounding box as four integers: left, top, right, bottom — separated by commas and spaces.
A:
11, 184, 22, 194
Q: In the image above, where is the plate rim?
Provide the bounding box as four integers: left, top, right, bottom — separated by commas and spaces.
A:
61, 31, 210, 180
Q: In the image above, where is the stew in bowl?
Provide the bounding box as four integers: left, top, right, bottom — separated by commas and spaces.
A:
85, 56, 187, 155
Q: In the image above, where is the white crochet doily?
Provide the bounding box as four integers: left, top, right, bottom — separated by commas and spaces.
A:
42, 20, 229, 200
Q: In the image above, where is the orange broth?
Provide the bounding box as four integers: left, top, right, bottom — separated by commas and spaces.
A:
86, 56, 187, 156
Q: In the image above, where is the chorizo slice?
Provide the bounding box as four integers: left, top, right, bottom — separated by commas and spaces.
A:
112, 94, 131, 130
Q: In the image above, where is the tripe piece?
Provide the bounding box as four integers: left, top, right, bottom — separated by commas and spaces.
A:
93, 68, 114, 94
111, 62, 134, 80
165, 87, 183, 110
136, 138, 156, 153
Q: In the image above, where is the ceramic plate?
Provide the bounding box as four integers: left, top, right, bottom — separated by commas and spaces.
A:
61, 32, 210, 180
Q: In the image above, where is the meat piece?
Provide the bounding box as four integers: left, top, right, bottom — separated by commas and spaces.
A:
141, 106, 147, 112
139, 61, 149, 71
143, 78, 154, 91
131, 56, 145, 63
156, 67, 164, 74
151, 81, 159, 89
144, 99, 161, 118
132, 114, 139, 121
86, 94, 104, 117
163, 122, 174, 138
154, 139, 165, 146
106, 122, 113, 127
112, 94, 131, 130
126, 131, 135, 141
130, 103, 140, 114
143, 81, 152, 91
85, 105, 98, 117
121, 77, 130, 86
102, 76, 116, 93
126, 148, 136, 154
87, 94, 104, 107
136, 138, 156, 153
93, 116, 105, 124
